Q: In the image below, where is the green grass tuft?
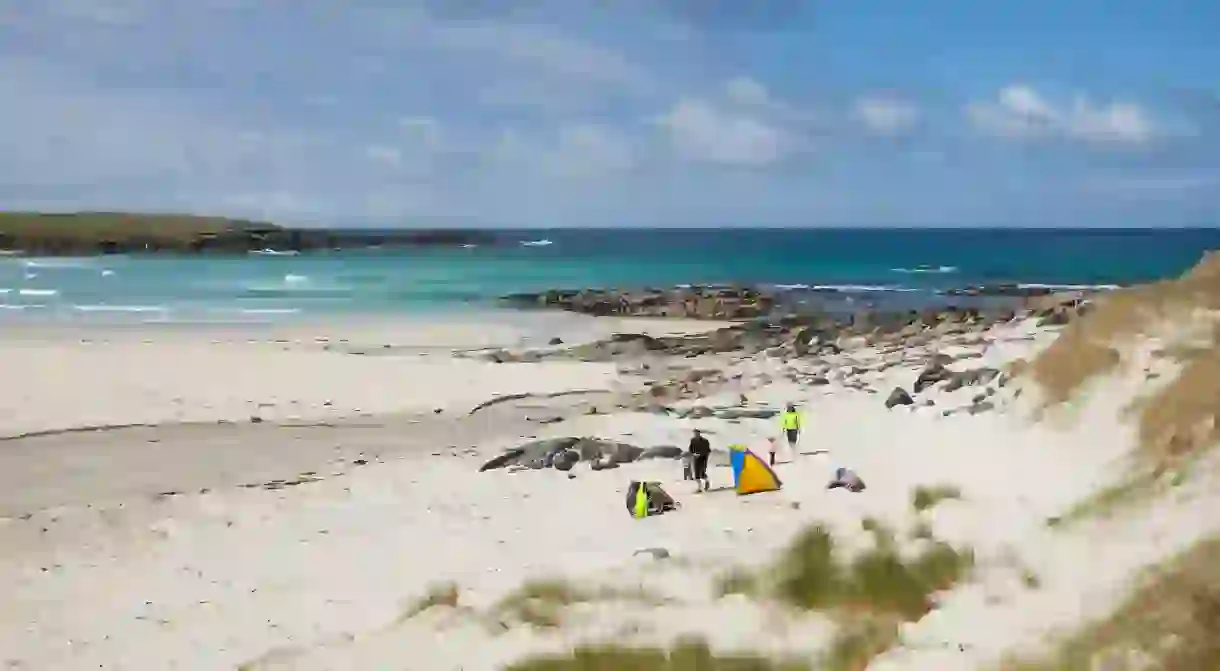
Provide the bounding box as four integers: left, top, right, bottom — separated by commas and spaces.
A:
506, 637, 811, 670
770, 524, 974, 620
492, 579, 666, 630
722, 521, 974, 670
398, 581, 461, 621
911, 484, 963, 512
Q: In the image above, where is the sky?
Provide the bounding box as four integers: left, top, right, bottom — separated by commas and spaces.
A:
1, 0, 1219, 227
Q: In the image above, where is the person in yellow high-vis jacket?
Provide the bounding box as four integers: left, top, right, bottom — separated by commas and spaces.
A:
780, 403, 801, 459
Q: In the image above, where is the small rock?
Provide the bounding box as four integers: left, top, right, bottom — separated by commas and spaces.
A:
553, 450, 580, 472
885, 387, 914, 409
716, 408, 778, 420
637, 445, 685, 460
527, 415, 565, 425
969, 401, 996, 415
633, 547, 671, 560
914, 359, 953, 392
548, 337, 564, 345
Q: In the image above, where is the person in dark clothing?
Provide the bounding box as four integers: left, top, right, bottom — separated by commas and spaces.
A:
688, 429, 711, 492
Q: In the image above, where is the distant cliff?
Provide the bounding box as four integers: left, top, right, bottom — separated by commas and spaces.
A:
0, 212, 498, 256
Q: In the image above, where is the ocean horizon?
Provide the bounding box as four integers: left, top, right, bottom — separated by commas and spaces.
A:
3, 227, 1218, 325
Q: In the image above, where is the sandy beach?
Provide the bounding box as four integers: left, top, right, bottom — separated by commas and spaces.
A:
4, 263, 1220, 670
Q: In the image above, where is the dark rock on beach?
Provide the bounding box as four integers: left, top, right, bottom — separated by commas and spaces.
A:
914, 357, 954, 393
943, 367, 1001, 392
637, 445, 685, 460
480, 437, 664, 472
885, 387, 914, 409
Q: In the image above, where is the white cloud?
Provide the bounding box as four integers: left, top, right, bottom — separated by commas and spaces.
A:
854, 96, 919, 135
968, 84, 1156, 145
656, 98, 792, 167
360, 7, 652, 113
725, 76, 771, 107
1065, 99, 1155, 144
547, 124, 636, 175
483, 124, 635, 178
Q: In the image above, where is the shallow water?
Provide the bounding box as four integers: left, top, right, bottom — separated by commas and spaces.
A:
2, 228, 1216, 324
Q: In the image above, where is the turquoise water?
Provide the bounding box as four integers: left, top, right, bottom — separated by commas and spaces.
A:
2, 228, 1218, 324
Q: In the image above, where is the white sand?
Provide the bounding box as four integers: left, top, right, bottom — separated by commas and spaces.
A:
0, 311, 729, 437
3, 311, 1220, 670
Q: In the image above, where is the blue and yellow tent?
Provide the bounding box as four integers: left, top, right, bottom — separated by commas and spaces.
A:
728, 444, 782, 495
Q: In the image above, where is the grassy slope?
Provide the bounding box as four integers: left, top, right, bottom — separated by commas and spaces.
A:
0, 211, 274, 246
1006, 249, 1220, 667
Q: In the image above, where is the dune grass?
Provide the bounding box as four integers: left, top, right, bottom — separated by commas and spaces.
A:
398, 581, 463, 621
1022, 252, 1220, 526
715, 520, 974, 670
1002, 535, 1220, 671
490, 579, 669, 630
1025, 251, 1220, 406
506, 638, 811, 671
398, 577, 667, 631
911, 484, 962, 512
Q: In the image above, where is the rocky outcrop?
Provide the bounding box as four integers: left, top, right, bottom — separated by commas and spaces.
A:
499, 285, 776, 320
492, 304, 1025, 366
479, 437, 680, 473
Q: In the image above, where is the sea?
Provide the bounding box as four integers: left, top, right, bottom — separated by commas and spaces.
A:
2, 228, 1218, 325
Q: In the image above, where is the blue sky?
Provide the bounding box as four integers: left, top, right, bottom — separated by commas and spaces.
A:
1, 0, 1218, 227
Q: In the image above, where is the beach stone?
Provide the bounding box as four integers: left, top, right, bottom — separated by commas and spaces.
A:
885, 387, 914, 409
548, 337, 563, 345
574, 438, 644, 464
480, 437, 579, 472
637, 445, 685, 460
590, 457, 620, 471
479, 449, 525, 472
944, 367, 1001, 392
527, 415, 565, 425
716, 408, 779, 420
633, 547, 671, 560
969, 401, 996, 415
552, 450, 580, 471
913, 359, 953, 393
